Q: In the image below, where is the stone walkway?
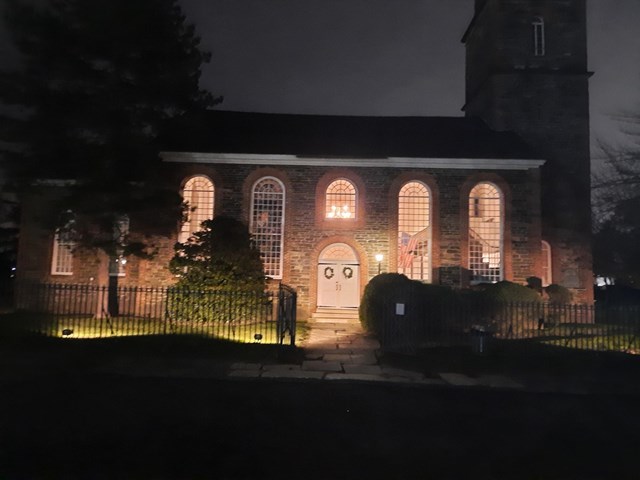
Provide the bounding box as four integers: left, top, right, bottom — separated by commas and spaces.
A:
227, 312, 525, 389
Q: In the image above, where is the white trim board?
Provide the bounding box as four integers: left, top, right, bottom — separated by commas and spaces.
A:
161, 152, 545, 170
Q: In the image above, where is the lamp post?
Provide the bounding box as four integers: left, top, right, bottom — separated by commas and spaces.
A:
375, 253, 383, 275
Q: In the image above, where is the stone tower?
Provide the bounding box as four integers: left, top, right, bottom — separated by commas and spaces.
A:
462, 0, 593, 302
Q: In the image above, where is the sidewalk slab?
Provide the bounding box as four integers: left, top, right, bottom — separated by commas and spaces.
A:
302, 360, 343, 372
228, 369, 262, 378
325, 373, 388, 382
262, 370, 325, 380
476, 374, 524, 390
343, 364, 383, 375
438, 373, 480, 387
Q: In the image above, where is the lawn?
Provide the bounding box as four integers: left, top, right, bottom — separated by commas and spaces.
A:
0, 310, 302, 345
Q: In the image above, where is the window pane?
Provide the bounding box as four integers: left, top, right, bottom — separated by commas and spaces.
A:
51, 228, 75, 275
469, 183, 502, 283
180, 176, 214, 243
398, 181, 431, 281
541, 240, 552, 287
325, 179, 356, 219
251, 177, 285, 278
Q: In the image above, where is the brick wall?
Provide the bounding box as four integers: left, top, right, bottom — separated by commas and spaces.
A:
18, 163, 547, 319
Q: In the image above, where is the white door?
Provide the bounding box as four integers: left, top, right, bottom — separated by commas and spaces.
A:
317, 243, 360, 308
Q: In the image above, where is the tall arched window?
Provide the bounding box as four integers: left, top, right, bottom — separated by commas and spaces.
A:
469, 182, 503, 283
541, 240, 552, 286
51, 211, 76, 275
533, 16, 545, 56
251, 177, 285, 278
325, 179, 356, 219
397, 181, 431, 281
180, 175, 214, 243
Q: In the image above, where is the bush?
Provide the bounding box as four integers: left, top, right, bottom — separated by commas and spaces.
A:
359, 273, 458, 336
360, 274, 413, 334
545, 284, 573, 304
475, 281, 542, 303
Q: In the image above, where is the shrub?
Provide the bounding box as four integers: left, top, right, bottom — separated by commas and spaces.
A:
545, 284, 573, 304
360, 273, 413, 334
359, 273, 458, 336
475, 281, 542, 303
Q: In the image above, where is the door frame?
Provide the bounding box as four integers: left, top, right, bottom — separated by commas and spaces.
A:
315, 241, 362, 309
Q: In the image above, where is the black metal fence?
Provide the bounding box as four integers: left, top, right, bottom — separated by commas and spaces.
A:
7, 282, 297, 345
377, 298, 640, 355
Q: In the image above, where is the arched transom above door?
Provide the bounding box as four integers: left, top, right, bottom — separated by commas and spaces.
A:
319, 243, 358, 264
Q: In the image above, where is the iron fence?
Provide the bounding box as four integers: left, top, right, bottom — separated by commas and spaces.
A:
377, 297, 640, 355
7, 282, 297, 345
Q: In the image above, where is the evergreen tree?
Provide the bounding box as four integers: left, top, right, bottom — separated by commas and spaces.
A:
170, 217, 266, 293
0, 0, 219, 256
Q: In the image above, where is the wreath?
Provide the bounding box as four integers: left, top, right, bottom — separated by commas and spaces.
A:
343, 266, 354, 279
324, 266, 335, 279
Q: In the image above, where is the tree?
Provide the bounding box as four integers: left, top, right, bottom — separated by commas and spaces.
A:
168, 217, 267, 324
0, 0, 219, 276
169, 217, 266, 293
592, 115, 640, 287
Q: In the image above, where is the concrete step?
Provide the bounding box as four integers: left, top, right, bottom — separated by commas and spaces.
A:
312, 308, 360, 323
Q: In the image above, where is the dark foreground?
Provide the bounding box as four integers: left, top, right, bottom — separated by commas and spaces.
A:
1, 372, 639, 480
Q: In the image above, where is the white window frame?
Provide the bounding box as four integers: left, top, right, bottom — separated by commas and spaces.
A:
468, 182, 504, 284
397, 181, 432, 282
250, 176, 285, 279
109, 215, 130, 277
180, 175, 215, 243
325, 178, 357, 220
541, 240, 552, 287
51, 226, 75, 276
533, 16, 545, 56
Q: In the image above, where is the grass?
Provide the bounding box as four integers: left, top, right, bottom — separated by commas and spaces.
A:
0, 310, 298, 345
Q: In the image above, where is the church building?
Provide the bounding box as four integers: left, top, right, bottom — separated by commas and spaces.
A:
17, 0, 593, 319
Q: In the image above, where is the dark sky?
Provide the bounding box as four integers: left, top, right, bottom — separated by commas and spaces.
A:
180, 0, 640, 152
1, 0, 639, 151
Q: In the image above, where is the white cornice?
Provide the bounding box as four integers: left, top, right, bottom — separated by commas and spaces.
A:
161, 151, 545, 170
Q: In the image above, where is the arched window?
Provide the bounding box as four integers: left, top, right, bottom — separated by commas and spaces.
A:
51, 211, 75, 275
180, 175, 214, 243
251, 177, 285, 278
469, 182, 503, 283
541, 240, 552, 286
397, 181, 431, 281
325, 179, 356, 219
533, 16, 545, 56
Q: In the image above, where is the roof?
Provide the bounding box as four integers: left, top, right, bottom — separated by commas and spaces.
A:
159, 110, 538, 160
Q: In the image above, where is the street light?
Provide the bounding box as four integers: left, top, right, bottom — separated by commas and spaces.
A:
375, 254, 383, 275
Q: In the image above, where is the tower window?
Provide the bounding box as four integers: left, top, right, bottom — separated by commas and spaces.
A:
533, 17, 545, 56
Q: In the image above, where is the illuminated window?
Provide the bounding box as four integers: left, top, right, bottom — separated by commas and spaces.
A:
325, 179, 356, 219
397, 181, 431, 281
251, 177, 285, 278
533, 16, 545, 56
469, 182, 503, 283
180, 175, 214, 243
541, 240, 552, 287
51, 213, 75, 275
109, 215, 129, 277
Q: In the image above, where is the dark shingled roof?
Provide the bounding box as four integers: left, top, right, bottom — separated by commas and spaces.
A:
160, 110, 538, 160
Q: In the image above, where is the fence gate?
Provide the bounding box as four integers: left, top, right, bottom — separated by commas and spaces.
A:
277, 284, 297, 345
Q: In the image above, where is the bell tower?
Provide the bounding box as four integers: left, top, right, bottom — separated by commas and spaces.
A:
462, 0, 593, 301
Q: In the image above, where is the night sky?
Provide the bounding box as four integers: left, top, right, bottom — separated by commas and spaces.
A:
178, 0, 640, 155
1, 0, 640, 155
